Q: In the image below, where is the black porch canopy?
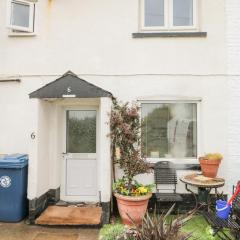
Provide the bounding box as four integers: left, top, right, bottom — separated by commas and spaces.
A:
29, 71, 112, 99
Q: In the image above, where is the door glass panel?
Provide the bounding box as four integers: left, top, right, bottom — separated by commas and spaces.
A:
66, 110, 96, 153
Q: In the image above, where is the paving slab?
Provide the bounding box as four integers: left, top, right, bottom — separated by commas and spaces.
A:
0, 221, 99, 240
33, 233, 79, 240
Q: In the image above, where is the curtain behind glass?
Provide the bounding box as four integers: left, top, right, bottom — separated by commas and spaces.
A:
142, 103, 197, 158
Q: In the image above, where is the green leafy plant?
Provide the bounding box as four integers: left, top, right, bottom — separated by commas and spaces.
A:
118, 205, 194, 240
110, 99, 151, 192
99, 224, 125, 240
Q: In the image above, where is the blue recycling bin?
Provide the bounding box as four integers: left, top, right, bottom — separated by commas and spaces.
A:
0, 154, 28, 222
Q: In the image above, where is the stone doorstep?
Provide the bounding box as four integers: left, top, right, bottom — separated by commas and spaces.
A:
35, 206, 102, 226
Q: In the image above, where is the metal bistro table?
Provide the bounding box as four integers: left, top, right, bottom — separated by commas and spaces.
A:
180, 173, 225, 211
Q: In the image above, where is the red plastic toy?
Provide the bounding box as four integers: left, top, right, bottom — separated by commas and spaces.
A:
227, 181, 240, 205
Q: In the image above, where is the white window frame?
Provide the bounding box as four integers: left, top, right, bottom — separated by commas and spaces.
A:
140, 0, 199, 32
139, 98, 201, 164
7, 0, 35, 33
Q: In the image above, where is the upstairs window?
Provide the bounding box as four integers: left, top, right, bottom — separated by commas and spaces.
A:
7, 0, 35, 33
142, 0, 197, 31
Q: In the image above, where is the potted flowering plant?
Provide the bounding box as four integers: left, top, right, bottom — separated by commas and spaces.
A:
199, 153, 223, 178
110, 99, 153, 225
113, 177, 152, 196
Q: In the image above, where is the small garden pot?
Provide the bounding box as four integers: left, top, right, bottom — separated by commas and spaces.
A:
114, 193, 152, 225
199, 158, 221, 178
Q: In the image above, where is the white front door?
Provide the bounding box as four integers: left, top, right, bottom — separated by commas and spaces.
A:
61, 109, 98, 202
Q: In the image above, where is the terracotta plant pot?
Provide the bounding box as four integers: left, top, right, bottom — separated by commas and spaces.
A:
199, 158, 222, 178
114, 193, 152, 225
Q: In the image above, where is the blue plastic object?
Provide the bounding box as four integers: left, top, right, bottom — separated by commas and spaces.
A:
0, 154, 28, 222
0, 154, 28, 168
216, 200, 231, 220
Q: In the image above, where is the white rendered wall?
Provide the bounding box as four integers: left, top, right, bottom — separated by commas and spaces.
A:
0, 75, 229, 196
28, 96, 112, 202
86, 75, 228, 194
48, 104, 63, 190
98, 98, 112, 202
0, 0, 226, 76
35, 100, 51, 197
0, 0, 229, 197
226, 0, 240, 193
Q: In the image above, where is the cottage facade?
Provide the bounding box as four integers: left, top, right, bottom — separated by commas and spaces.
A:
0, 0, 238, 223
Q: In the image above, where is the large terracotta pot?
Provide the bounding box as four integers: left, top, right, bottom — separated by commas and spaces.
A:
199, 158, 222, 178
114, 193, 152, 225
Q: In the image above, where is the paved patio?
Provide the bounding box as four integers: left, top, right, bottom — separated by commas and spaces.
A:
0, 221, 99, 240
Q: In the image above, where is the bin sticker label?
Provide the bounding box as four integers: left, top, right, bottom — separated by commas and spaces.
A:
0, 176, 11, 188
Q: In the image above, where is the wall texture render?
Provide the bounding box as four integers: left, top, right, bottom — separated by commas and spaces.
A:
0, 75, 228, 196
0, 0, 226, 75
226, 0, 240, 192
0, 0, 230, 199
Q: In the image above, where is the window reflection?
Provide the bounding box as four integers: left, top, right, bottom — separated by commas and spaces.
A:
141, 103, 197, 158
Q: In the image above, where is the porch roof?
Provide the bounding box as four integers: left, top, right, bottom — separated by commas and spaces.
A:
29, 71, 112, 99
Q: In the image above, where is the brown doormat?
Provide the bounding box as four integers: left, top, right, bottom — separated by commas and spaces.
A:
33, 233, 79, 240
35, 206, 102, 225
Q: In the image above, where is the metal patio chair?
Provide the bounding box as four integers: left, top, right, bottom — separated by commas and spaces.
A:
154, 161, 183, 203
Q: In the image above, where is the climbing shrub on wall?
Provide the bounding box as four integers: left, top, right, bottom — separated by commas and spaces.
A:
109, 99, 150, 188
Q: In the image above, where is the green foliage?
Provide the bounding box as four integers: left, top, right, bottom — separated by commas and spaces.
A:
110, 99, 150, 186
113, 176, 154, 196
99, 215, 233, 240
117, 205, 194, 240
182, 215, 233, 240
99, 223, 125, 240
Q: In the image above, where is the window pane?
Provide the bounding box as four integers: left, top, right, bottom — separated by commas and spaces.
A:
67, 110, 96, 153
11, 2, 30, 28
145, 0, 164, 27
173, 0, 193, 26
141, 103, 197, 158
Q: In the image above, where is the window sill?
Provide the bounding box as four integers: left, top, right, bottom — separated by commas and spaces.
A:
132, 31, 207, 38
149, 163, 200, 171
8, 32, 36, 37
